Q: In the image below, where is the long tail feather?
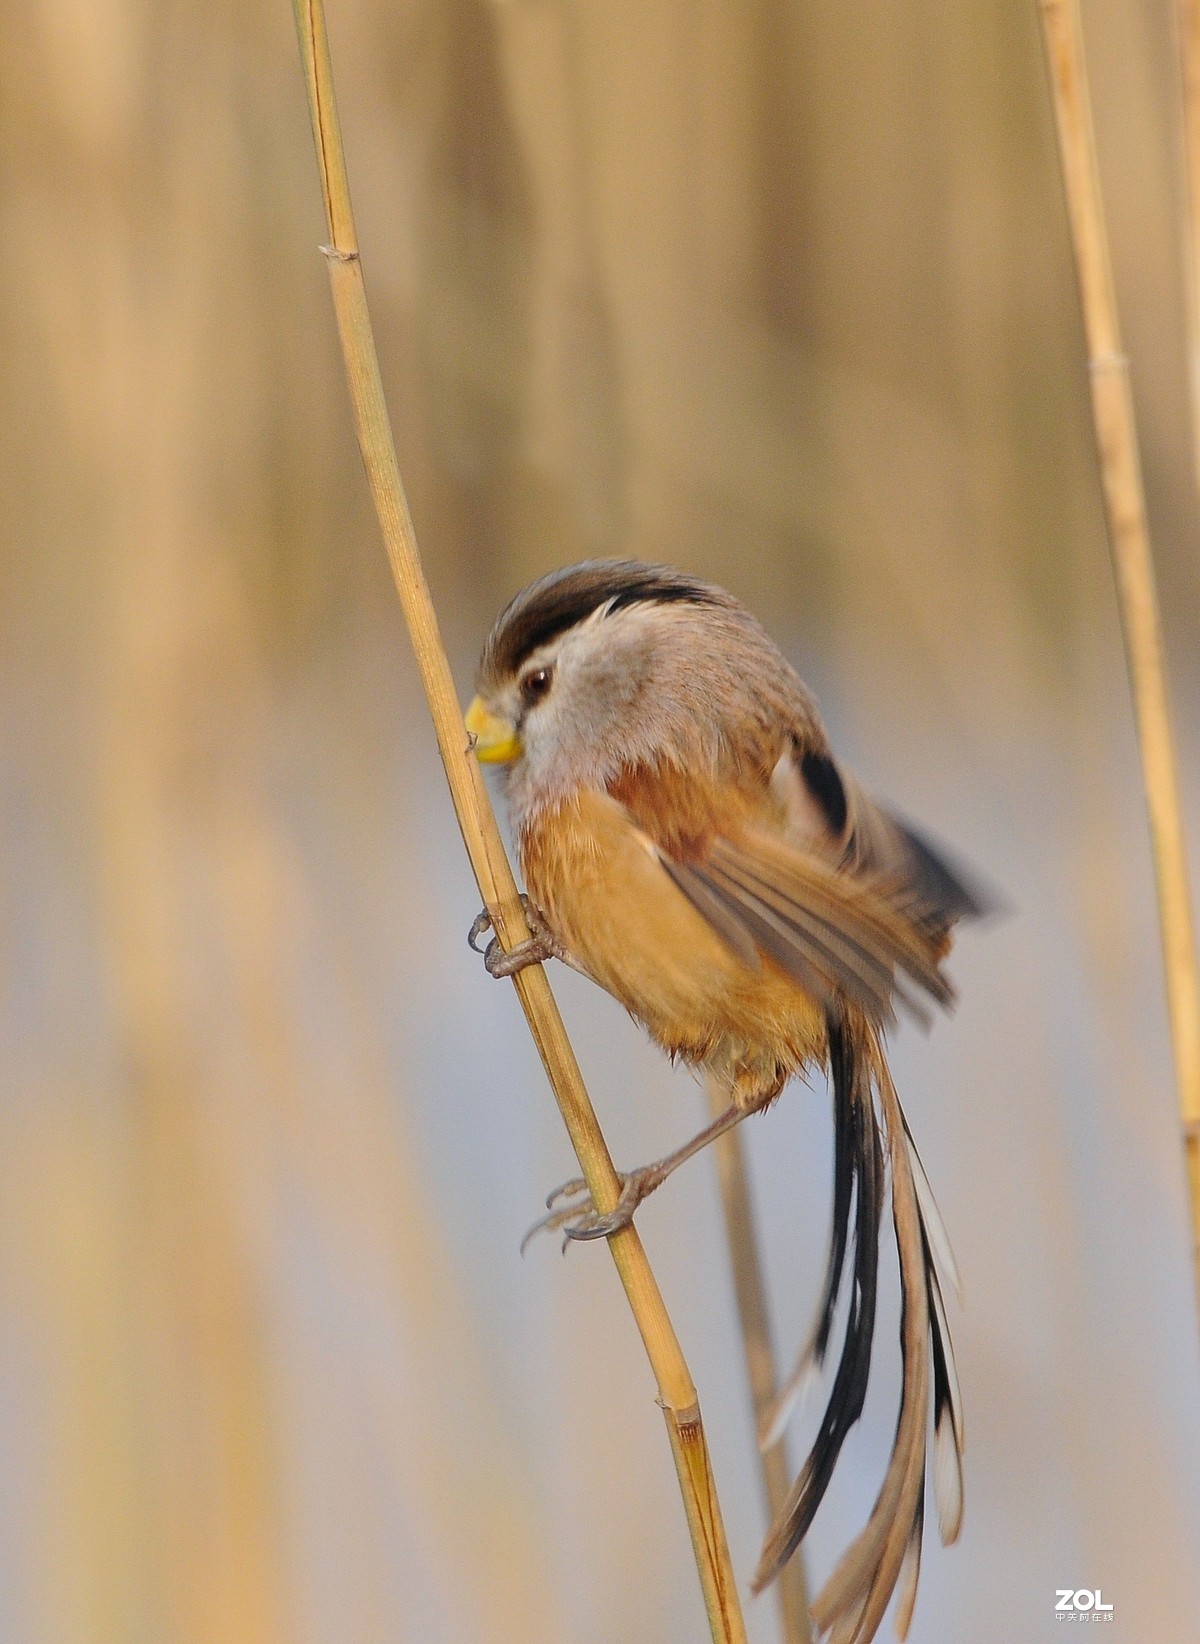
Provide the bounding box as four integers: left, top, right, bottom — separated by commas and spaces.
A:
759, 1022, 859, 1451
903, 1115, 964, 1305
928, 1263, 964, 1544
894, 1479, 925, 1641
755, 1013, 965, 1643
813, 1040, 929, 1644
753, 1011, 883, 1581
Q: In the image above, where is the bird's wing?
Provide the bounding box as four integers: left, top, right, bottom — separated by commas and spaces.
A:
773, 744, 988, 951
601, 738, 986, 1024
660, 827, 952, 1025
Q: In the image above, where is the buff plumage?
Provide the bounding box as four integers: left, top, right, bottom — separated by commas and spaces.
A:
466, 559, 981, 1644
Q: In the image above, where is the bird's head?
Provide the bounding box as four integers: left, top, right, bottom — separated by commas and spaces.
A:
465, 560, 768, 815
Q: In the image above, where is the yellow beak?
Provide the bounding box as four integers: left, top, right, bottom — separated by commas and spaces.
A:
465, 696, 523, 764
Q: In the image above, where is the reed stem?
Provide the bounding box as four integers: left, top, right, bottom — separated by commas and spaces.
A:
1178, 0, 1200, 488
1038, 0, 1200, 1291
287, 4, 748, 1637
706, 1076, 812, 1643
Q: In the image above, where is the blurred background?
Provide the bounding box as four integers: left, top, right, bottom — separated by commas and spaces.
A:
2, 0, 1200, 1640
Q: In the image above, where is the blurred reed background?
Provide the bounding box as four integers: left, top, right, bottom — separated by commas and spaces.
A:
2, 0, 1200, 1640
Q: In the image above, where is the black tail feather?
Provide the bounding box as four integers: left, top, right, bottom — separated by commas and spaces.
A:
755, 1013, 965, 1640
812, 1016, 859, 1368
754, 1009, 884, 1579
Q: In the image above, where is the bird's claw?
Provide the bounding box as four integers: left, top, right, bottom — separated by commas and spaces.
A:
468, 894, 561, 977
467, 908, 495, 953
520, 1166, 664, 1254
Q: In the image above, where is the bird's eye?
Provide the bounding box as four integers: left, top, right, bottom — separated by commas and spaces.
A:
520, 666, 553, 705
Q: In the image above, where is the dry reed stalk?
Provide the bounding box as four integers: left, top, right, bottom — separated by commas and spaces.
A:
1038, 0, 1200, 1287
705, 1075, 811, 1644
288, 5, 747, 1638
1179, 0, 1200, 486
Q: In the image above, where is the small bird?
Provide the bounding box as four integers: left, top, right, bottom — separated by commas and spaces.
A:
465, 560, 981, 1644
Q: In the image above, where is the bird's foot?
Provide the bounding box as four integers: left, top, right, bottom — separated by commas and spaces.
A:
520, 1165, 666, 1254
468, 894, 563, 978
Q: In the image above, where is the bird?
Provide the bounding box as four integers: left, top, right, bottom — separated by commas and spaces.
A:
463, 559, 982, 1644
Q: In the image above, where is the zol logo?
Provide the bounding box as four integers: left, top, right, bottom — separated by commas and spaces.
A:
1055, 1589, 1115, 1622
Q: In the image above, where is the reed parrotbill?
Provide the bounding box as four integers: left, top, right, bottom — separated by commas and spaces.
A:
466, 560, 980, 1643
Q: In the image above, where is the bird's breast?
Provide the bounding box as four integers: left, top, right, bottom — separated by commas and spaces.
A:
519, 789, 824, 1083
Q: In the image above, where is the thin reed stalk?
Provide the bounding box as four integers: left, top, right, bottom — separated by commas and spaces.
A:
705, 1075, 811, 1644
287, 5, 747, 1638
1038, 0, 1200, 1290
1178, 0, 1200, 487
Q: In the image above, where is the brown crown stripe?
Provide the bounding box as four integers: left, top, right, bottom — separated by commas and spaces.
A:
480, 559, 727, 684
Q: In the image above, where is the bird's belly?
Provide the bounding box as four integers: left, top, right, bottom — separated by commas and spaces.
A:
520, 791, 825, 1090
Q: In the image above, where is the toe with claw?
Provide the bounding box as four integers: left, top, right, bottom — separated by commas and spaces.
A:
520, 1165, 666, 1254
468, 894, 564, 978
